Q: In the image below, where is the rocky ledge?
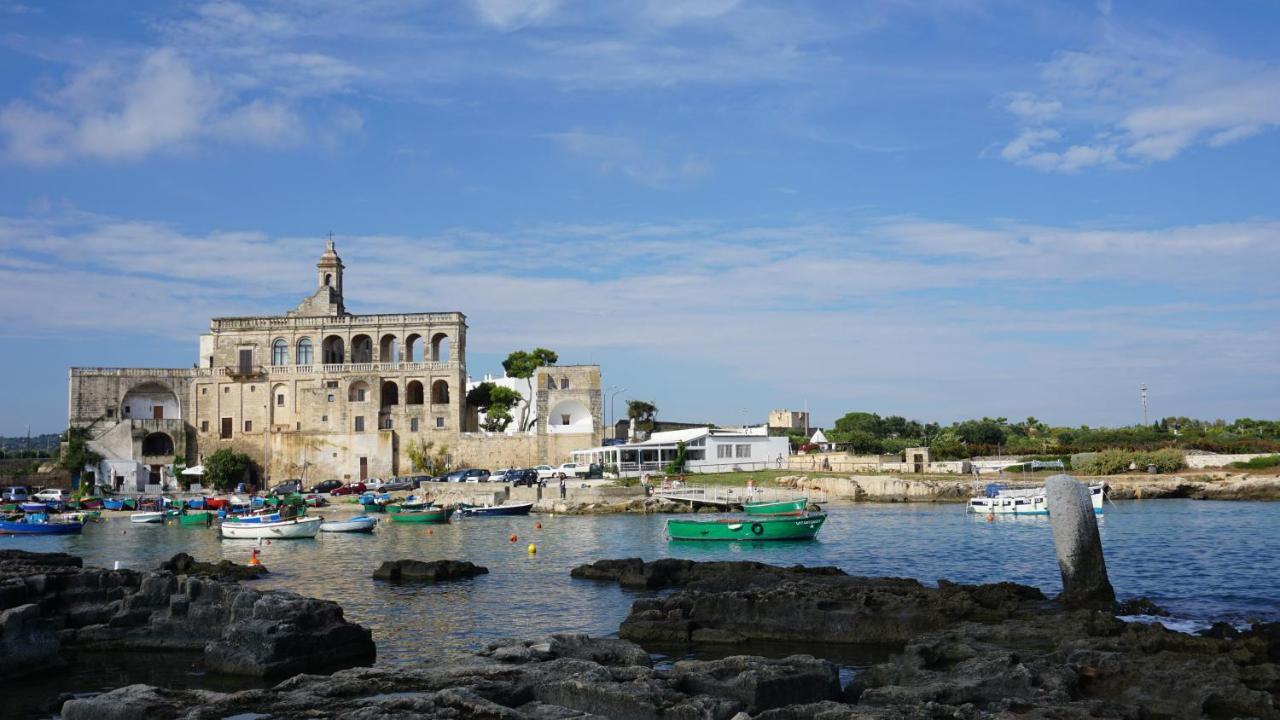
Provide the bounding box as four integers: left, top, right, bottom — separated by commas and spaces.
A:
0, 550, 374, 679
571, 558, 1280, 718
372, 559, 489, 582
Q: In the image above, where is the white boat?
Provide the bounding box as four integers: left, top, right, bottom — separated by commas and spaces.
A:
319, 515, 378, 533
219, 516, 321, 539
967, 483, 1105, 515
129, 511, 166, 524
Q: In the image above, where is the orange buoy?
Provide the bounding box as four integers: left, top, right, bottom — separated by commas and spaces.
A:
986, 513, 995, 523
427, 528, 433, 535
535, 522, 542, 529
249, 548, 262, 566
509, 534, 517, 543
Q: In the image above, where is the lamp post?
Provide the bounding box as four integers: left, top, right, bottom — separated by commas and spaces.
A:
607, 386, 626, 439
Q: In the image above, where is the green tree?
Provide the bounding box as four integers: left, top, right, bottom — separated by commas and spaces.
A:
204, 448, 254, 491
627, 400, 658, 433
664, 441, 689, 474
832, 412, 883, 438
405, 439, 453, 475
58, 427, 103, 483
502, 348, 559, 430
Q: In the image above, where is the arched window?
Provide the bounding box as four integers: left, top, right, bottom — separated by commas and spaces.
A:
322, 336, 344, 364
405, 334, 423, 362
297, 338, 313, 365
348, 381, 370, 402
141, 432, 175, 456
430, 333, 450, 362
351, 335, 373, 363
324, 273, 332, 286
431, 379, 450, 404
272, 338, 288, 366
406, 380, 424, 405
379, 334, 399, 363
381, 381, 399, 406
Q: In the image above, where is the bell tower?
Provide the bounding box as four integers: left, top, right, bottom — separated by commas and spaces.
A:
291, 237, 347, 316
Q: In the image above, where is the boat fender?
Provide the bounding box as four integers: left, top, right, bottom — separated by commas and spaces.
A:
750, 522, 765, 536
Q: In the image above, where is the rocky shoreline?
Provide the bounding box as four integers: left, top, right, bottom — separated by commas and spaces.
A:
4, 549, 1272, 719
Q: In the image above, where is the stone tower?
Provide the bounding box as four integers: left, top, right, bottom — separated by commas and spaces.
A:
292, 239, 346, 316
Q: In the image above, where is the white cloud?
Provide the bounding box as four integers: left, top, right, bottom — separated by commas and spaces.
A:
551, 130, 714, 187
469, 0, 563, 30
997, 27, 1280, 172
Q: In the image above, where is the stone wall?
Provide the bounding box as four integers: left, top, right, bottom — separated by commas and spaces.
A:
1185, 452, 1271, 469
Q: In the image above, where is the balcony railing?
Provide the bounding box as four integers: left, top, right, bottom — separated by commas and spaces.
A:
210, 312, 465, 332
73, 361, 460, 379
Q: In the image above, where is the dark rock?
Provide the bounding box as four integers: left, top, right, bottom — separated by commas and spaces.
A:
1114, 595, 1169, 617
373, 558, 489, 582
0, 549, 83, 569
1046, 475, 1116, 609
674, 654, 842, 712
0, 603, 61, 677
571, 558, 848, 591
156, 552, 267, 581
204, 590, 375, 677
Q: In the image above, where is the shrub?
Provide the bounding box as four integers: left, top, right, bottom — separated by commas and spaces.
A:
1133, 448, 1185, 473
1075, 448, 1134, 476
1230, 454, 1280, 470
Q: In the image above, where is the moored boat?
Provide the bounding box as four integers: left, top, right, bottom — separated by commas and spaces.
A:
20, 502, 49, 513
966, 482, 1105, 516
178, 511, 214, 526
457, 502, 534, 517
80, 498, 104, 510
742, 497, 808, 516
0, 515, 83, 535
666, 513, 827, 541
386, 506, 454, 524
129, 511, 166, 524
319, 515, 378, 533
220, 516, 321, 540
103, 498, 125, 511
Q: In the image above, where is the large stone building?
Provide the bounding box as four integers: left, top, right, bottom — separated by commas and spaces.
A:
67, 242, 602, 491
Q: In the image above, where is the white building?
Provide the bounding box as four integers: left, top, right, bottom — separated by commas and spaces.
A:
571, 426, 790, 477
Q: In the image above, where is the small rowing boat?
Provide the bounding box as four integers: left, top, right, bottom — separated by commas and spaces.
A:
220, 516, 321, 540
386, 506, 454, 524
666, 513, 827, 541
178, 511, 214, 527
457, 502, 534, 517
0, 515, 83, 535
129, 511, 166, 524
742, 497, 808, 516
319, 515, 378, 533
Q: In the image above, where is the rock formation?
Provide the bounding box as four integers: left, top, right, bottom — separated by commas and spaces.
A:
372, 559, 489, 582
0, 550, 374, 680
1046, 474, 1116, 608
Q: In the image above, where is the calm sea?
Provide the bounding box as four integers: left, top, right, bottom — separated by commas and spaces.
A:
4, 500, 1278, 715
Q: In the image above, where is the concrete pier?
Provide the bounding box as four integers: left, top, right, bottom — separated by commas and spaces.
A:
1046, 474, 1115, 608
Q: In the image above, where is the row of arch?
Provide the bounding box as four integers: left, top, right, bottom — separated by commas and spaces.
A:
271, 333, 452, 366
347, 379, 450, 406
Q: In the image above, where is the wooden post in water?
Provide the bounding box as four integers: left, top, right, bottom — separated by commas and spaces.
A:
1046, 474, 1115, 609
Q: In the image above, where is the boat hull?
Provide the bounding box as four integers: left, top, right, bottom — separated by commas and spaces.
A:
967, 483, 1105, 515
220, 517, 321, 539
458, 502, 534, 517
129, 512, 166, 524
320, 516, 378, 533
0, 520, 83, 535
667, 514, 827, 541
742, 497, 807, 516
387, 507, 454, 524
178, 511, 214, 526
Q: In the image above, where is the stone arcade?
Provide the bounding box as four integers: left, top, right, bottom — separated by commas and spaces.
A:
67, 242, 602, 491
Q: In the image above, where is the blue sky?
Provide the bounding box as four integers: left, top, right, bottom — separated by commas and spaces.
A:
1, 0, 1277, 435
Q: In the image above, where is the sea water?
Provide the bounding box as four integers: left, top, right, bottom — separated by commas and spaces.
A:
4, 499, 1278, 713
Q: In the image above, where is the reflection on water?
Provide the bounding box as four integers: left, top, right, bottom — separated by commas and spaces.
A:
3, 499, 1278, 710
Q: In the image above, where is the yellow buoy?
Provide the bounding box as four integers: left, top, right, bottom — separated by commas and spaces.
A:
527, 543, 536, 554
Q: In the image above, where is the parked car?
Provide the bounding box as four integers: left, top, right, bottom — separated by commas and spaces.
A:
509, 469, 542, 487
533, 465, 557, 480
2, 486, 29, 502
33, 488, 68, 502
409, 475, 431, 487
489, 468, 513, 483
309, 479, 343, 494
270, 480, 302, 496
380, 477, 414, 492
330, 482, 367, 496
443, 469, 468, 483
556, 463, 590, 478
461, 469, 491, 483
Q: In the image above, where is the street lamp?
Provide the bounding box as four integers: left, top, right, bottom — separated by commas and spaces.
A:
606, 386, 627, 439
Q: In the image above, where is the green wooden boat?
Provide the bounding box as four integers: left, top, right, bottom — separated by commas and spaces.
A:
385, 501, 433, 515
361, 503, 387, 513
742, 497, 808, 516
386, 506, 454, 524
0, 503, 17, 513
666, 513, 826, 541
178, 511, 214, 527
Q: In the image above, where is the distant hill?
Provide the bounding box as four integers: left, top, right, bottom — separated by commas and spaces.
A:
0, 433, 61, 457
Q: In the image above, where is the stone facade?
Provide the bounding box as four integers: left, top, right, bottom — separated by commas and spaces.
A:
768, 409, 809, 431
68, 242, 602, 487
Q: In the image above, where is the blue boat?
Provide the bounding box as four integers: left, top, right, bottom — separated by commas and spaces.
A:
0, 514, 83, 535
457, 502, 534, 517
319, 515, 378, 533
187, 497, 206, 509
20, 502, 49, 513
224, 512, 283, 524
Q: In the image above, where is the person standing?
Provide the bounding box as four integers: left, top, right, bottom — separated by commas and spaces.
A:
558, 473, 566, 499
